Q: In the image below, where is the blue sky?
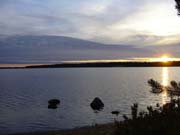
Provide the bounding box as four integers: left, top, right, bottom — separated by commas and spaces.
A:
0, 0, 180, 46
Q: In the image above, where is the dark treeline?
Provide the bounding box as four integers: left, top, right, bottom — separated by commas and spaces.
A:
25, 61, 180, 68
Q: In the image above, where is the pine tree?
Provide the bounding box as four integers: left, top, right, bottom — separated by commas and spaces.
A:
175, 0, 180, 15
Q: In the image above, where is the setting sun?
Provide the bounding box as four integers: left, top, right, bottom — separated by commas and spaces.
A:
159, 56, 171, 63
132, 55, 179, 63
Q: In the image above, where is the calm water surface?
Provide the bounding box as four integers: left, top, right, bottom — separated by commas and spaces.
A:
0, 67, 180, 134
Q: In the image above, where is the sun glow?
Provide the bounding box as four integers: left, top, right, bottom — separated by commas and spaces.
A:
145, 55, 174, 63
131, 55, 180, 63
159, 56, 171, 63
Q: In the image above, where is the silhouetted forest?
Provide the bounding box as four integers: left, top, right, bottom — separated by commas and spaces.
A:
24, 61, 180, 68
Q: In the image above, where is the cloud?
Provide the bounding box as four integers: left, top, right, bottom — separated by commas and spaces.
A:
0, 0, 180, 46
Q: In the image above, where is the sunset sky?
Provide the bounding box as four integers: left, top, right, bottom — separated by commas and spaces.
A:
0, 0, 180, 46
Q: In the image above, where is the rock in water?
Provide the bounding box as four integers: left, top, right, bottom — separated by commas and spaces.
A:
48, 99, 60, 109
48, 99, 60, 104
111, 111, 120, 116
90, 97, 104, 110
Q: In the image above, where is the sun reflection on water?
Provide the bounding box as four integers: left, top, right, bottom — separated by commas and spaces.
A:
162, 67, 169, 87
161, 67, 169, 104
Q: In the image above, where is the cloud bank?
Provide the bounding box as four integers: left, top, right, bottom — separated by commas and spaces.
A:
0, 0, 180, 46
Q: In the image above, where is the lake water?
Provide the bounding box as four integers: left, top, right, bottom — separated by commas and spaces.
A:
0, 67, 180, 134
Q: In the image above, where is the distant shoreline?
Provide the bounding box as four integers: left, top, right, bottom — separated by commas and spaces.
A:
1, 61, 180, 69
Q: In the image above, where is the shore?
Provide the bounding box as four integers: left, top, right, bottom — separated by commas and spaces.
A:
12, 123, 115, 135
0, 64, 43, 69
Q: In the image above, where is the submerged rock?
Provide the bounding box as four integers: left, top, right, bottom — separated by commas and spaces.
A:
90, 97, 104, 111
48, 104, 58, 109
48, 99, 60, 109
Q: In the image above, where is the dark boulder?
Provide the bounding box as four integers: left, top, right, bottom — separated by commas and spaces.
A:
48, 99, 60, 104
90, 97, 104, 110
111, 110, 120, 116
48, 99, 60, 109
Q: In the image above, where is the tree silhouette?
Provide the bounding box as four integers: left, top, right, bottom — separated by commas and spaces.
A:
175, 0, 180, 15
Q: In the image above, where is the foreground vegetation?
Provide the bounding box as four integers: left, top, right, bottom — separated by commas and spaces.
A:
115, 79, 180, 135
115, 99, 180, 135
